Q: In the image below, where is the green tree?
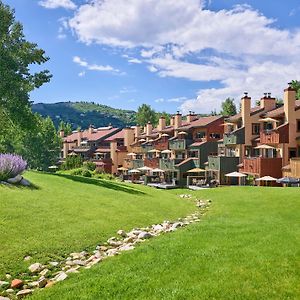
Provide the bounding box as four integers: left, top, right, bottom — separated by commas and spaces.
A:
0, 2, 51, 133
220, 98, 237, 116
58, 120, 72, 136
136, 104, 157, 126
291, 80, 300, 99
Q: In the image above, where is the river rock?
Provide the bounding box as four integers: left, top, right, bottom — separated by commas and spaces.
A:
54, 271, 67, 282
0, 296, 10, 300
117, 229, 127, 237
11, 279, 23, 289
29, 263, 43, 273
7, 175, 23, 184
16, 289, 32, 298
38, 276, 47, 288
137, 232, 152, 239
0, 281, 9, 288
20, 178, 31, 187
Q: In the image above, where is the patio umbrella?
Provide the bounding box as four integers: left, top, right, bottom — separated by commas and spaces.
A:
225, 172, 247, 177
161, 149, 172, 154
259, 117, 280, 122
276, 177, 300, 184
187, 168, 206, 173
138, 166, 153, 171
127, 152, 136, 156
254, 144, 275, 149
128, 169, 141, 174
152, 168, 165, 173
68, 152, 77, 156
139, 138, 146, 142
148, 149, 161, 153
178, 131, 188, 135
161, 133, 169, 137
117, 167, 128, 171
255, 176, 277, 181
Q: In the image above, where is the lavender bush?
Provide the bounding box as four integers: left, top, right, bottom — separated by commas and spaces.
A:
0, 154, 27, 181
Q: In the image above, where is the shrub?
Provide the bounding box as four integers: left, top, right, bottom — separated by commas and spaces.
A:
81, 169, 92, 177
61, 156, 83, 170
70, 168, 83, 176
0, 154, 27, 181
84, 161, 96, 171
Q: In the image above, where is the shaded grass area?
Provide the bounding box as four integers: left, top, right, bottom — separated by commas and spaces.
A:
31, 187, 300, 300
0, 172, 194, 278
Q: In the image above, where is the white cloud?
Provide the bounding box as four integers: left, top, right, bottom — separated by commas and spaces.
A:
68, 0, 300, 113
120, 87, 137, 94
155, 98, 164, 103
73, 56, 124, 75
39, 0, 77, 10
78, 71, 86, 77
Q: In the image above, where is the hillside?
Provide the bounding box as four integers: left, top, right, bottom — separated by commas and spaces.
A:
32, 102, 137, 129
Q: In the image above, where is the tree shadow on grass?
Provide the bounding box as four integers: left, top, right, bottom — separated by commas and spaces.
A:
54, 173, 146, 195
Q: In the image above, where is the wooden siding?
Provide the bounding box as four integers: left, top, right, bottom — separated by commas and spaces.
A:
290, 158, 300, 178
223, 127, 245, 145
144, 158, 159, 168
242, 157, 282, 177
260, 123, 289, 144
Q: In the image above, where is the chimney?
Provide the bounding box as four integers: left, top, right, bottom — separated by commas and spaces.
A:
88, 125, 94, 135
158, 116, 166, 131
110, 141, 118, 174
170, 116, 175, 126
77, 130, 83, 146
187, 111, 197, 123
134, 125, 141, 141
241, 92, 251, 145
59, 130, 65, 138
146, 121, 153, 136
174, 111, 182, 129
284, 82, 296, 123
124, 128, 135, 150
260, 92, 276, 111
63, 142, 69, 158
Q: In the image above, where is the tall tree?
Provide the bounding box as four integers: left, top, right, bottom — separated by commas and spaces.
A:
58, 120, 72, 136
0, 1, 51, 138
220, 98, 237, 116
136, 104, 157, 126
291, 80, 300, 99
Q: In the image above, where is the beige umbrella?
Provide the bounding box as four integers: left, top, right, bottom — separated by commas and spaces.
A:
148, 149, 161, 153
259, 117, 280, 122
225, 171, 247, 177
152, 168, 165, 173
68, 152, 77, 156
178, 131, 188, 135
127, 152, 137, 156
139, 138, 146, 142
220, 122, 235, 126
255, 176, 277, 181
161, 133, 169, 137
187, 168, 206, 173
117, 167, 128, 171
138, 166, 153, 171
128, 169, 141, 174
161, 149, 172, 154
255, 144, 275, 149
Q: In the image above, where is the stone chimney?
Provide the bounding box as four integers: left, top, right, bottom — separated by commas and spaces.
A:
170, 116, 175, 126
158, 116, 166, 131
63, 142, 69, 158
88, 125, 94, 135
174, 111, 182, 129
260, 93, 276, 111
77, 131, 83, 146
284, 83, 296, 123
59, 130, 65, 138
241, 92, 251, 145
124, 128, 135, 151
110, 141, 118, 174
134, 125, 141, 141
146, 121, 153, 136
186, 111, 197, 123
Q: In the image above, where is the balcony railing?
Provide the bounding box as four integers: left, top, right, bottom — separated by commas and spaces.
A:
132, 159, 144, 169
260, 123, 289, 144
141, 144, 154, 153
242, 157, 282, 177
208, 156, 240, 171
169, 139, 188, 150
159, 158, 182, 170
223, 127, 245, 145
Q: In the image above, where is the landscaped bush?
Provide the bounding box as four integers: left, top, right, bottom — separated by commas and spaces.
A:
81, 169, 92, 177
0, 154, 27, 181
83, 161, 96, 171
70, 168, 83, 176
61, 156, 83, 170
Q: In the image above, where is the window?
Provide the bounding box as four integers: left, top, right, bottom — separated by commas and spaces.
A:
289, 148, 297, 159
210, 133, 221, 139
252, 123, 260, 135
263, 122, 273, 130
196, 131, 206, 139
297, 120, 300, 132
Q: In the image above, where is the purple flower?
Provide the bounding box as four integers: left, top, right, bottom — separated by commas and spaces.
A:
0, 154, 27, 181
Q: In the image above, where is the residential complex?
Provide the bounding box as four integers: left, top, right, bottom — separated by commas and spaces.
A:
61, 84, 300, 186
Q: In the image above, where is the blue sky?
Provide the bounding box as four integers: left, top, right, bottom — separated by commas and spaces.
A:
6, 0, 300, 113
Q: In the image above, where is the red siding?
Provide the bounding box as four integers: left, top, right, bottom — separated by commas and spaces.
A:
260, 124, 289, 144
242, 157, 282, 177
144, 158, 159, 168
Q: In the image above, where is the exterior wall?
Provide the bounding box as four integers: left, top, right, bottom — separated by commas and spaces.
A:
144, 158, 159, 168
260, 124, 289, 144
290, 158, 300, 178
110, 141, 118, 174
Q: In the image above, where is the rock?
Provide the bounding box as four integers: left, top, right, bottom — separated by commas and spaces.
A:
54, 271, 67, 282
172, 222, 183, 229
137, 232, 152, 239
0, 281, 9, 288
107, 239, 122, 247
0, 296, 10, 300
28, 281, 39, 288
106, 249, 118, 256
16, 289, 32, 298
45, 281, 55, 288
153, 224, 163, 232
29, 263, 43, 273
49, 261, 59, 267
70, 253, 81, 259
119, 244, 135, 251
37, 276, 47, 288
117, 230, 127, 237
24, 256, 32, 261
5, 274, 11, 280
65, 261, 75, 266
5, 289, 14, 293
123, 236, 135, 243
73, 260, 86, 266
20, 178, 31, 186
7, 175, 23, 184
97, 246, 108, 251
39, 268, 49, 276
66, 268, 80, 274
11, 279, 23, 289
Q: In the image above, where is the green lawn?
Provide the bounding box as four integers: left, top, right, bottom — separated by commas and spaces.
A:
0, 172, 194, 278
30, 186, 300, 300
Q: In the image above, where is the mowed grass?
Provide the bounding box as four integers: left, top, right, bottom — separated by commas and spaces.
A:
0, 172, 195, 278
31, 186, 300, 300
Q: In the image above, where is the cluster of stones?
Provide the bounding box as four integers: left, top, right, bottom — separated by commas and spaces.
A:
0, 197, 211, 299
0, 175, 31, 187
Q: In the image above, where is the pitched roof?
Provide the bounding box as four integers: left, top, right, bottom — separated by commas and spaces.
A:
227, 106, 263, 122
263, 101, 300, 118
104, 129, 125, 141
177, 116, 223, 130
65, 127, 120, 143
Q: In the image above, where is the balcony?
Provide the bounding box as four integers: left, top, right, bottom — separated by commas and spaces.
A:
260, 123, 289, 144
169, 139, 190, 150
242, 157, 282, 177
141, 144, 154, 153
132, 159, 144, 169
223, 127, 245, 145
208, 156, 240, 172
144, 158, 159, 168
159, 159, 182, 170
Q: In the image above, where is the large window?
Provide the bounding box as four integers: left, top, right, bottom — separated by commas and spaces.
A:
196, 131, 206, 139
252, 123, 260, 135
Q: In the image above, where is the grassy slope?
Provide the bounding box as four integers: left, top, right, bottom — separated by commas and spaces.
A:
31, 187, 300, 300
0, 172, 194, 278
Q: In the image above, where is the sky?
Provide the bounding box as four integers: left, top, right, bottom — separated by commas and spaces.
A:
5, 0, 300, 113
